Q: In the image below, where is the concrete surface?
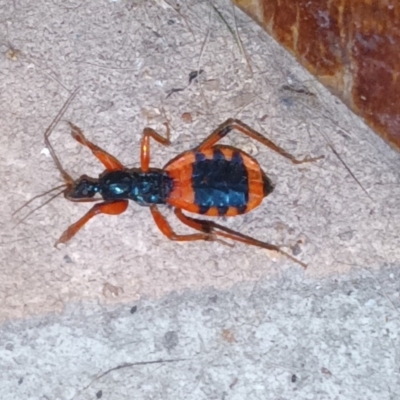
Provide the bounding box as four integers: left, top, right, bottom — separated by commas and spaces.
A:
1, 266, 399, 399
0, 0, 399, 399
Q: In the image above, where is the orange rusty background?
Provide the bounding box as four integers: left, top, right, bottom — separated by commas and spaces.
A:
233, 0, 400, 151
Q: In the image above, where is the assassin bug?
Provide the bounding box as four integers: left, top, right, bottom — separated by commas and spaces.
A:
16, 89, 323, 268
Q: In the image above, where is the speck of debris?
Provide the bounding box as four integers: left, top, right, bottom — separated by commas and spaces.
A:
291, 374, 297, 383
221, 329, 236, 343
188, 69, 204, 84
166, 88, 185, 98
130, 305, 137, 314
96, 390, 103, 399
229, 377, 238, 389
364, 299, 376, 307
209, 295, 218, 303
6, 48, 20, 61
339, 230, 354, 241
291, 242, 302, 256
168, 19, 175, 25
321, 367, 332, 376
5, 343, 14, 351
63, 254, 73, 263
181, 112, 193, 123
280, 84, 315, 97
163, 331, 179, 350
18, 377, 23, 385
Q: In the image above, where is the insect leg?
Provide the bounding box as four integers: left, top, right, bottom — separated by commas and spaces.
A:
67, 122, 124, 171
196, 118, 323, 165
174, 208, 307, 269
55, 200, 128, 246
141, 123, 171, 172
150, 205, 212, 242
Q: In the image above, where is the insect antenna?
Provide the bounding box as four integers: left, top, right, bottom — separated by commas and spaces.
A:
13, 87, 80, 225
13, 184, 67, 226
13, 183, 67, 216
44, 87, 80, 186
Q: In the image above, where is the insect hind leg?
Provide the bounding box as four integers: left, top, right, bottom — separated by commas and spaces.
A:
150, 205, 211, 242
174, 208, 307, 269
196, 118, 323, 165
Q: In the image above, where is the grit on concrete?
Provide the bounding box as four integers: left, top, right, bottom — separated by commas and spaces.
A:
0, 0, 399, 399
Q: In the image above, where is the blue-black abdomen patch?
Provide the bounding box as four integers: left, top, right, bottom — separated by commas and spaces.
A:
192, 149, 248, 215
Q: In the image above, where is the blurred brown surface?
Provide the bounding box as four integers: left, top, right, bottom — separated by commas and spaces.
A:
234, 0, 400, 151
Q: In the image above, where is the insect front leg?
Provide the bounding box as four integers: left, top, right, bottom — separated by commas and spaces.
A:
55, 200, 128, 246
67, 122, 124, 171
140, 123, 171, 172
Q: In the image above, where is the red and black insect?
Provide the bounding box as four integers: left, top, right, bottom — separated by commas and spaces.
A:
16, 90, 323, 268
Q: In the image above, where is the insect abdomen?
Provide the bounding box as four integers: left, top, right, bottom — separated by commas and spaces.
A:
191, 149, 248, 215
165, 146, 272, 216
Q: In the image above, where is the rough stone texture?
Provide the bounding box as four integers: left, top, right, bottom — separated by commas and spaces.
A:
233, 0, 400, 151
0, 1, 399, 398
1, 0, 399, 319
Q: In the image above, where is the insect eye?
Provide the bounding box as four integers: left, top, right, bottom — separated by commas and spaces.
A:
72, 178, 98, 198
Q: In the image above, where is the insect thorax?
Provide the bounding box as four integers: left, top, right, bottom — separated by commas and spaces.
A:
99, 169, 173, 205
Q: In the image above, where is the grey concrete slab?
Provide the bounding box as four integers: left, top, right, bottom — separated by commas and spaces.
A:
1, 266, 399, 399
